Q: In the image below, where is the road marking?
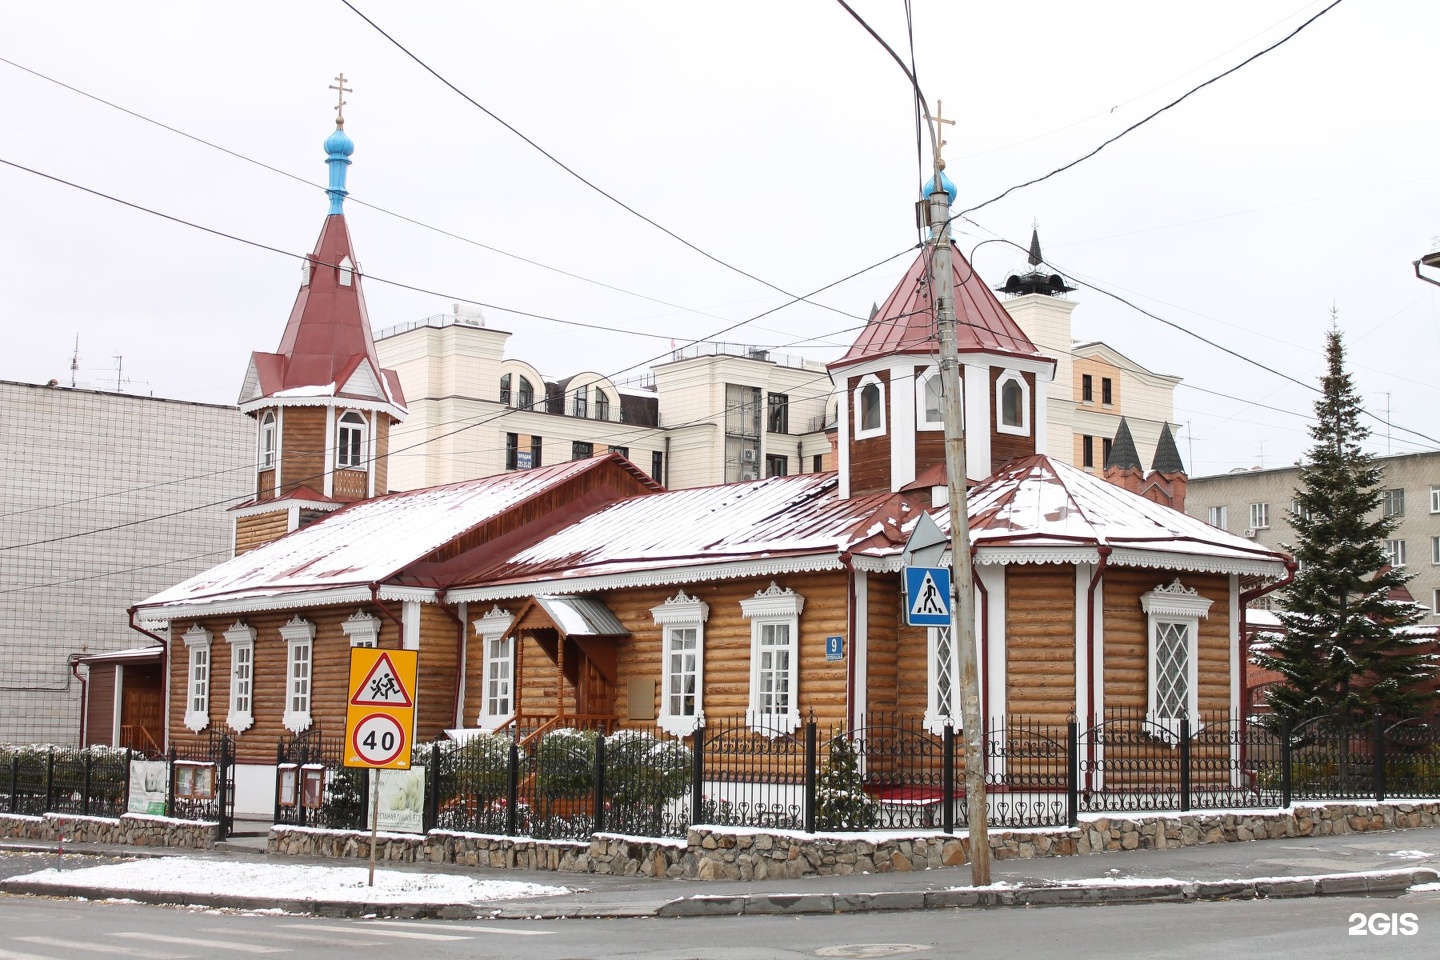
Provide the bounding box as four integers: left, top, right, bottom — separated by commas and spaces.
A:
115, 932, 286, 954
13, 938, 190, 959
198, 929, 382, 947
364, 919, 552, 937
815, 946, 932, 958
278, 923, 469, 942
0, 948, 89, 960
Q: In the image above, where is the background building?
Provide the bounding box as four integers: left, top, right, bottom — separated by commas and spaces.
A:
0, 380, 251, 744
375, 310, 835, 492
1185, 451, 1440, 618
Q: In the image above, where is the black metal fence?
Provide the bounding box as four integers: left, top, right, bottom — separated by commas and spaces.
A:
0, 735, 234, 840
270, 710, 1440, 842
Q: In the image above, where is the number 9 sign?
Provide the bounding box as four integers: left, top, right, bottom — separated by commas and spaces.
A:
350, 713, 407, 767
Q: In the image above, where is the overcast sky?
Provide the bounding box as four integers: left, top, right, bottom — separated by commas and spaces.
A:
2, 1, 1436, 477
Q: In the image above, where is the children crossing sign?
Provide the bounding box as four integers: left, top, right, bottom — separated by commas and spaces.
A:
345, 649, 418, 769
904, 566, 953, 627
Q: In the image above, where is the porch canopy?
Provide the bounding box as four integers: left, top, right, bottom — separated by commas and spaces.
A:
504, 595, 630, 731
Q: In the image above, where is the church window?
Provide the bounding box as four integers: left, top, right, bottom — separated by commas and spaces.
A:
853, 374, 886, 440
280, 617, 315, 734
1140, 580, 1212, 739
182, 626, 212, 733
224, 622, 256, 733
995, 371, 1030, 436
915, 367, 948, 431
337, 411, 367, 468
652, 591, 709, 736
474, 607, 515, 729
742, 583, 804, 735
258, 411, 277, 469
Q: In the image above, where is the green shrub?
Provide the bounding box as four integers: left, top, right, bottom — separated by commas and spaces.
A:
815, 732, 879, 831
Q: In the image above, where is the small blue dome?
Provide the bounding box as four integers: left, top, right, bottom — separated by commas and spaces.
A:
921, 169, 956, 205
324, 125, 354, 158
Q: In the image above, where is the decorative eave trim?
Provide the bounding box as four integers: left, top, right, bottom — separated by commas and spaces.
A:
136, 586, 377, 622
973, 546, 1100, 567
1140, 578, 1215, 619
230, 499, 342, 519
1107, 548, 1287, 579
376, 586, 440, 604
448, 554, 843, 603
239, 394, 407, 421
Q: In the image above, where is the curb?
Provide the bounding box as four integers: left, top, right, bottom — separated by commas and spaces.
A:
3, 868, 1432, 919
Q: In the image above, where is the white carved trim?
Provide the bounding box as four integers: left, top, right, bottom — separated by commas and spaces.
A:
994, 369, 1031, 437
281, 616, 315, 735
650, 589, 710, 626
450, 555, 844, 603
852, 373, 887, 440
182, 625, 212, 733
222, 621, 256, 733
342, 610, 381, 647
473, 605, 514, 639
1139, 579, 1215, 619
740, 583, 805, 619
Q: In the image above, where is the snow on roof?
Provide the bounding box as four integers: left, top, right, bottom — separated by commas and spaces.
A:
135, 457, 637, 612
457, 472, 904, 588
955, 455, 1290, 572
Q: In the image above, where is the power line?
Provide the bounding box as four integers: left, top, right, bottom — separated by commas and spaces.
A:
959, 0, 1347, 218
342, 0, 863, 324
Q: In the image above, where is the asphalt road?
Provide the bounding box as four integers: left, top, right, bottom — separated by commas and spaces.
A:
2, 884, 1438, 960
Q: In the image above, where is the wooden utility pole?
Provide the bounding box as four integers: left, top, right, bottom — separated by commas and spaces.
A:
923, 102, 990, 885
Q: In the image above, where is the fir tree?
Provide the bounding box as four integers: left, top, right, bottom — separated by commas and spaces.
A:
814, 730, 879, 831
1254, 323, 1435, 726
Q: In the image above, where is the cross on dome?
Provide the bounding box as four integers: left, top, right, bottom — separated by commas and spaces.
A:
329, 72, 352, 127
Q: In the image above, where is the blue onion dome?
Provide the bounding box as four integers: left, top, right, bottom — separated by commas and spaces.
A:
921, 165, 956, 205
324, 124, 355, 159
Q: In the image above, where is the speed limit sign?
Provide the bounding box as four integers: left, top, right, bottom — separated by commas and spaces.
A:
350, 713, 407, 767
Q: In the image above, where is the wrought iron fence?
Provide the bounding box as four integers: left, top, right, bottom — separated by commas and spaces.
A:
254, 710, 1440, 844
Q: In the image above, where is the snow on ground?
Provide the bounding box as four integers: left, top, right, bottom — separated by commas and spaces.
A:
13, 858, 568, 905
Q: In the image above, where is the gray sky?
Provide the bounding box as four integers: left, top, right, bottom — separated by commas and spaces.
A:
2, 1, 1436, 476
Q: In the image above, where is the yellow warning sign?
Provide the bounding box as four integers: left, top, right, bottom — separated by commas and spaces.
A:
345, 648, 418, 769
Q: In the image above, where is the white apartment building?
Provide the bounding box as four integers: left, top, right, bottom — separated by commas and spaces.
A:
375, 310, 835, 492
1185, 451, 1440, 617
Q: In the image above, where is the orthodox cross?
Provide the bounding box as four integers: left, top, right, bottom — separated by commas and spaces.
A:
329, 72, 352, 125
924, 100, 955, 166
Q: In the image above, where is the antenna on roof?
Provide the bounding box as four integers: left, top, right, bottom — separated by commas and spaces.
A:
70, 335, 79, 388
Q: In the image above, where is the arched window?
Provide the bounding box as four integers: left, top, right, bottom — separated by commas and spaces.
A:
258, 411, 277, 468
595, 391, 610, 421
499, 373, 512, 405
338, 256, 354, 287
915, 367, 950, 431
995, 371, 1031, 436
853, 374, 886, 439
336, 411, 367, 468
517, 377, 534, 410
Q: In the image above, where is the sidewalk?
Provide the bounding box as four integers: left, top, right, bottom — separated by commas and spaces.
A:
2, 824, 1437, 919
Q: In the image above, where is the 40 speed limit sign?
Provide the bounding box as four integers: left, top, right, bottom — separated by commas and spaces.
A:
344, 648, 418, 769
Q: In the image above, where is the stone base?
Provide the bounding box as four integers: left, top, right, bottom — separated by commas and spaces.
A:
0, 812, 217, 849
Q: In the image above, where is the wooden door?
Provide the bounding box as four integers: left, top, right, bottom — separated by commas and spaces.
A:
122, 684, 163, 754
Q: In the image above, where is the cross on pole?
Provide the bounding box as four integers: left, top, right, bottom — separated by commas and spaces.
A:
924, 99, 955, 166
329, 72, 352, 125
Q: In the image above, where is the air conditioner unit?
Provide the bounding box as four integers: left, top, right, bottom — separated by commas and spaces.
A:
741, 448, 757, 463
1243, 529, 1258, 539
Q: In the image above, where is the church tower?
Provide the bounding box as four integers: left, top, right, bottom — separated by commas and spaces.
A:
232, 78, 407, 554
828, 173, 1056, 501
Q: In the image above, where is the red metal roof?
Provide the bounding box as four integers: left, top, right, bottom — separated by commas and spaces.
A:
245, 215, 404, 408
830, 244, 1050, 372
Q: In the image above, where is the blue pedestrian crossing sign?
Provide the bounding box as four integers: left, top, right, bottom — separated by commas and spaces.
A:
904, 566, 953, 626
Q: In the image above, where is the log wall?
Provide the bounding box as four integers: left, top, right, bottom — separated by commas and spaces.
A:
1004, 564, 1077, 726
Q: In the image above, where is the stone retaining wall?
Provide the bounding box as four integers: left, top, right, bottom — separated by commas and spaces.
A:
0, 812, 217, 850
266, 800, 1440, 880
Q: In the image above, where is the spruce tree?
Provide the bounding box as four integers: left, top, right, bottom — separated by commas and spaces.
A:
1254, 324, 1435, 726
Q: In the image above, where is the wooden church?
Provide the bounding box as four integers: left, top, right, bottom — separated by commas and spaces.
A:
134, 113, 1292, 813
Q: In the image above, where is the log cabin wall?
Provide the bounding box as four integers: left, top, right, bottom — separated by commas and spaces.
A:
167, 606, 399, 765
1100, 569, 1232, 715
988, 368, 1038, 472
1004, 564, 1078, 726
234, 512, 291, 555
864, 574, 901, 720
278, 407, 327, 498
84, 664, 116, 747
374, 416, 391, 495
415, 603, 460, 742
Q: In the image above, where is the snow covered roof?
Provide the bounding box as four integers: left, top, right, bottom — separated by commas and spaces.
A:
955, 455, 1291, 576
134, 456, 657, 617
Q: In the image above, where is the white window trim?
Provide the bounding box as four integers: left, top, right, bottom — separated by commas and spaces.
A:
1432, 536, 1440, 566
1207, 505, 1227, 531
1385, 538, 1408, 568
258, 411, 277, 470
1249, 502, 1270, 530
1140, 579, 1212, 740
223, 621, 256, 733
336, 410, 368, 469
338, 255, 354, 286
915, 366, 947, 432
651, 590, 710, 737
994, 370, 1031, 437
852, 374, 886, 440
924, 624, 960, 735
181, 625, 212, 733
473, 606, 515, 730
342, 610, 381, 648
1431, 486, 1440, 514
280, 616, 316, 734
742, 582, 804, 736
